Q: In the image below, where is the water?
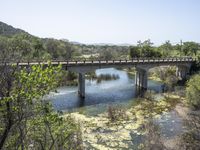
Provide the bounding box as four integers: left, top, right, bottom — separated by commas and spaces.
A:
49, 68, 163, 112
48, 68, 187, 148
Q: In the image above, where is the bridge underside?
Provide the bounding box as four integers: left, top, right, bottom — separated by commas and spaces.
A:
70, 63, 192, 98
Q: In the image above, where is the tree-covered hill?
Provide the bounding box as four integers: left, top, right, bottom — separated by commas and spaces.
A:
0, 21, 200, 62
0, 21, 130, 61
0, 21, 28, 36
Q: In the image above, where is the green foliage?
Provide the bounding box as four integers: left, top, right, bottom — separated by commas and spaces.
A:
129, 39, 162, 58
186, 74, 200, 109
152, 67, 178, 91
78, 44, 129, 60
157, 40, 173, 57
44, 38, 76, 59
129, 46, 140, 58
0, 32, 78, 61
99, 48, 117, 60
0, 64, 82, 149
182, 42, 200, 56
0, 21, 27, 36
129, 40, 200, 59
28, 106, 82, 150
2, 21, 200, 62
66, 71, 77, 81
59, 70, 78, 86
13, 64, 62, 100
138, 39, 154, 57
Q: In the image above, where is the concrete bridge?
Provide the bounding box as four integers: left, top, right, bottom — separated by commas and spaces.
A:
2, 57, 196, 98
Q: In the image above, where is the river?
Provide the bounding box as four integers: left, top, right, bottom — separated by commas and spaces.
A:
49, 68, 163, 113
48, 68, 187, 149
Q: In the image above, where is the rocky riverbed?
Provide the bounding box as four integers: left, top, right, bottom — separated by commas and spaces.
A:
63, 94, 198, 149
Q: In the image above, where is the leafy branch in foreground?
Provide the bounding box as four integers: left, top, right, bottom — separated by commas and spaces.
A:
0, 64, 82, 149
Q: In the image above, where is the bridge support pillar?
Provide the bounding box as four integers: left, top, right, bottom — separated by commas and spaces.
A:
176, 65, 190, 80
78, 73, 85, 98
135, 68, 148, 89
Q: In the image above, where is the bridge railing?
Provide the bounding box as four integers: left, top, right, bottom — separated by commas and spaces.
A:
49, 57, 194, 66
0, 57, 196, 66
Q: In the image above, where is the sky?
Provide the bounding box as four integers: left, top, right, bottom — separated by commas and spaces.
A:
0, 0, 200, 45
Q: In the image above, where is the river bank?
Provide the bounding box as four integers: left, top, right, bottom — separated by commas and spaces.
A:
62, 93, 197, 149
123, 68, 164, 83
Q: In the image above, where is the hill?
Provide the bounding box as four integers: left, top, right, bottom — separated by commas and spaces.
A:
0, 21, 27, 36
0, 21, 130, 60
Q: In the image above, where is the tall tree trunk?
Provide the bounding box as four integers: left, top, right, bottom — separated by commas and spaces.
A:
0, 102, 12, 150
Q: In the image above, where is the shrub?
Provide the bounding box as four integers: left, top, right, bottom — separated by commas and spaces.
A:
107, 105, 128, 122
186, 74, 200, 109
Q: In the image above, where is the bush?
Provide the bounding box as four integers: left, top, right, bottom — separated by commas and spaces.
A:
186, 74, 200, 109
107, 105, 128, 122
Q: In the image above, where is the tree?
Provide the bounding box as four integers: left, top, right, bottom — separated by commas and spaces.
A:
139, 39, 154, 57
99, 48, 115, 60
164, 75, 179, 92
32, 38, 45, 58
0, 64, 82, 149
186, 74, 200, 109
158, 40, 173, 57
173, 44, 182, 56
129, 46, 140, 58
44, 39, 76, 60
10, 34, 33, 60
183, 42, 200, 56
136, 39, 161, 58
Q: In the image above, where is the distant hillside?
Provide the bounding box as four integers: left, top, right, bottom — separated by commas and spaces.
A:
0, 21, 130, 60
0, 21, 27, 36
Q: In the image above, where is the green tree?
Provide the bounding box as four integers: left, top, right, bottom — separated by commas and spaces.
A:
99, 48, 115, 60
0, 64, 82, 149
137, 39, 161, 58
186, 74, 200, 109
129, 46, 140, 58
183, 42, 200, 56
32, 38, 44, 58
158, 40, 173, 57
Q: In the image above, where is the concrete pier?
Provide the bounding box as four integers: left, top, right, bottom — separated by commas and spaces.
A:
78, 73, 85, 98
176, 65, 190, 80
135, 68, 148, 89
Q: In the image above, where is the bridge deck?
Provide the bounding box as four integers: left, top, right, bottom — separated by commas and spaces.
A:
0, 57, 195, 66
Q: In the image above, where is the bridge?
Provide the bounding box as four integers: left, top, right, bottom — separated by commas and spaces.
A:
1, 57, 196, 98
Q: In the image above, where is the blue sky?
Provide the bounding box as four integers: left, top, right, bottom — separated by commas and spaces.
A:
0, 0, 200, 45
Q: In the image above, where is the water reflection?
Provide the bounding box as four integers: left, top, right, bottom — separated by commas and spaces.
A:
49, 68, 163, 111
96, 74, 119, 83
